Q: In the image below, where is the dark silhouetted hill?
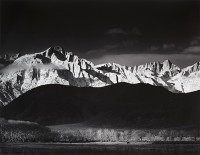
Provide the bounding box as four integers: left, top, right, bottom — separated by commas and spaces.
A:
1, 83, 200, 128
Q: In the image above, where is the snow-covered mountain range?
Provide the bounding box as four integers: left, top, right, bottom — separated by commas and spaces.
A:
0, 46, 200, 106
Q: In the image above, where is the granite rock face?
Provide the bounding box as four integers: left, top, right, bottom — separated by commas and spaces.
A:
0, 46, 199, 106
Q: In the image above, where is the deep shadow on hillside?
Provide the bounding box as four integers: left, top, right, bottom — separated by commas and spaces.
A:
1, 83, 200, 128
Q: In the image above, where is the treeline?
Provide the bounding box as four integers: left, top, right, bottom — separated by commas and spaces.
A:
52, 127, 200, 142
1, 118, 200, 143
0, 120, 59, 142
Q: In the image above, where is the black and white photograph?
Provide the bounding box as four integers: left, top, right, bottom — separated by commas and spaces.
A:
0, 0, 200, 154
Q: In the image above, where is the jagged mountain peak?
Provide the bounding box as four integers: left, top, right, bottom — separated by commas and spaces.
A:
162, 59, 173, 69
42, 46, 67, 58
1, 46, 200, 106
136, 60, 181, 77
12, 46, 94, 68
162, 59, 172, 65
95, 59, 181, 78
52, 46, 65, 53
161, 59, 181, 72
168, 62, 200, 93
137, 59, 178, 70
181, 61, 200, 76
95, 62, 124, 70
95, 62, 131, 75
39, 46, 93, 66
166, 59, 179, 68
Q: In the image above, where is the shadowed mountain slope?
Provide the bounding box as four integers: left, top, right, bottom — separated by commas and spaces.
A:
1, 83, 200, 128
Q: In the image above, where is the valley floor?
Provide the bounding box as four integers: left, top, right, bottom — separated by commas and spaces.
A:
1, 143, 200, 155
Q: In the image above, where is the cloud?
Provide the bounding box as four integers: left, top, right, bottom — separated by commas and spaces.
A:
106, 27, 142, 36
190, 40, 199, 46
104, 44, 119, 49
189, 36, 200, 46
0, 64, 29, 74
150, 46, 160, 51
0, 63, 66, 74
183, 46, 200, 54
131, 27, 142, 36
87, 48, 107, 55
86, 39, 143, 57
122, 40, 140, 48
106, 28, 128, 35
86, 41, 177, 58
86, 44, 120, 57
162, 43, 176, 50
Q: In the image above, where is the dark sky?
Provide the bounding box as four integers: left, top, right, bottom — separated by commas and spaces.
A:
1, 0, 200, 67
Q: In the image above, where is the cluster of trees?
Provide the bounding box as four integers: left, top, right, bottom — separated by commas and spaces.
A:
0, 119, 59, 142
0, 118, 200, 143
54, 128, 200, 142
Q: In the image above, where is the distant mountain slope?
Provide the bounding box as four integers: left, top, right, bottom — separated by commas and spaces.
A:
1, 83, 200, 128
169, 62, 200, 93
0, 46, 200, 106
